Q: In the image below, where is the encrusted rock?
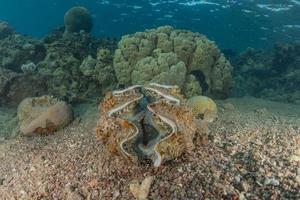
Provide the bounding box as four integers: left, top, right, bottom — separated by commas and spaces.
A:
17, 95, 73, 135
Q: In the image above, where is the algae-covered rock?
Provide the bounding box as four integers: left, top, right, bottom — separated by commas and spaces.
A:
17, 95, 73, 135
113, 26, 232, 98
64, 6, 93, 35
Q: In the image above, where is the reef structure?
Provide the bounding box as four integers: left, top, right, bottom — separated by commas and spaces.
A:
96, 83, 198, 167
113, 26, 233, 99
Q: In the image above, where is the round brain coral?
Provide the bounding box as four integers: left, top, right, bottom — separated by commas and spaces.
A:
64, 6, 93, 34
113, 26, 232, 99
187, 95, 218, 123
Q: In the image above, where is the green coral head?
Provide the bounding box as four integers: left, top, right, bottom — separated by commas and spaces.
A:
64, 6, 93, 34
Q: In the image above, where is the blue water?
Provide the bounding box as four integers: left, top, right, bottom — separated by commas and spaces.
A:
0, 0, 300, 51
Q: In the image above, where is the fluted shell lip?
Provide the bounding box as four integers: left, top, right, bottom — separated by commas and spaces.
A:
96, 83, 196, 167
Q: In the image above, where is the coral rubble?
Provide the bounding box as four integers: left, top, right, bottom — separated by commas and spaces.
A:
113, 26, 232, 98
96, 83, 199, 167
17, 95, 73, 135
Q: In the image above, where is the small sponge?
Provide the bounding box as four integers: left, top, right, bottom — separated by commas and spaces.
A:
187, 96, 217, 122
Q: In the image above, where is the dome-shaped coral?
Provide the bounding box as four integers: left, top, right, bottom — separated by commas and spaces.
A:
187, 95, 218, 123
113, 26, 232, 99
96, 83, 198, 167
64, 6, 93, 35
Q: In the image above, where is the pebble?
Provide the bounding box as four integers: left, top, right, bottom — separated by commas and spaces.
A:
20, 189, 28, 196
241, 181, 250, 192
177, 167, 183, 173
29, 166, 36, 172
234, 175, 241, 183
113, 190, 120, 199
290, 155, 300, 162
239, 192, 247, 200
264, 178, 280, 186
295, 148, 300, 156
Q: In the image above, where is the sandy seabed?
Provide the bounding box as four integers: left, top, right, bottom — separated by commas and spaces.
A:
0, 97, 300, 200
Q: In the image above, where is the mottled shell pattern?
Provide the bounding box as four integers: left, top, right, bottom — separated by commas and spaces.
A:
96, 83, 197, 167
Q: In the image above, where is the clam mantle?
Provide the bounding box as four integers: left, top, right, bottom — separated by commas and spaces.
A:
96, 83, 198, 167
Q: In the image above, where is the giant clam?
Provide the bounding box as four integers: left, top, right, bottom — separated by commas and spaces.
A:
96, 83, 198, 167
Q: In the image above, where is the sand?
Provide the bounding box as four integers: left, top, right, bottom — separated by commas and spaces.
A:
0, 97, 300, 199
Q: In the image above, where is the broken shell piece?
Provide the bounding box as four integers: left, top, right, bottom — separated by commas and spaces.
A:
130, 176, 154, 200
96, 83, 198, 167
